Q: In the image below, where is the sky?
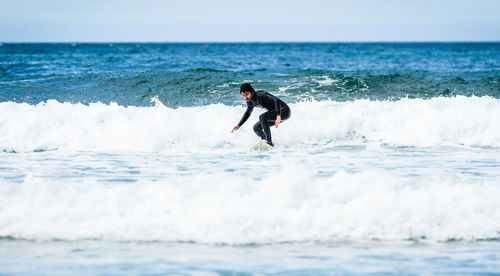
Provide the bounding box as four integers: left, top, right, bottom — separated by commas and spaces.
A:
0, 0, 499, 42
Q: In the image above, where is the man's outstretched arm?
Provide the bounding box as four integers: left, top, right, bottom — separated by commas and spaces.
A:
232, 105, 254, 132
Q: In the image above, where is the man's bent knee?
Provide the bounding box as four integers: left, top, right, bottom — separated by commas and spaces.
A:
253, 122, 262, 133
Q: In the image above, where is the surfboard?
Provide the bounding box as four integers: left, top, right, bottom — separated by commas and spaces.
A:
250, 140, 274, 152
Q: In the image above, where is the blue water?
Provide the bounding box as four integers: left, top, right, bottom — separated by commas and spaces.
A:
1, 43, 500, 275
1, 43, 499, 106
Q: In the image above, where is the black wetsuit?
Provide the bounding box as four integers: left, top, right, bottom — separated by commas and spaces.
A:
237, 90, 291, 146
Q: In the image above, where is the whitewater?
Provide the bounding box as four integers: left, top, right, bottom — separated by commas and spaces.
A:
1, 96, 499, 153
1, 96, 499, 246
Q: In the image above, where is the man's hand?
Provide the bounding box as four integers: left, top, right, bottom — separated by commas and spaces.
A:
275, 115, 281, 128
232, 125, 240, 133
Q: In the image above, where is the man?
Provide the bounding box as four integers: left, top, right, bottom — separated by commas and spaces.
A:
232, 83, 291, 147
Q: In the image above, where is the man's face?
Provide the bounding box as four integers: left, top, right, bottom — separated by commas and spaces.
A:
241, 91, 252, 102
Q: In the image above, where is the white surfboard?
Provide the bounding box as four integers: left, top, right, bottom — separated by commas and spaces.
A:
250, 140, 274, 152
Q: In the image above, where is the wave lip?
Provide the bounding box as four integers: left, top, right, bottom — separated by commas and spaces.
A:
0, 96, 499, 153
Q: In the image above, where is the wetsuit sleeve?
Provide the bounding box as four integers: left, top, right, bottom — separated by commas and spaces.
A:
237, 105, 254, 127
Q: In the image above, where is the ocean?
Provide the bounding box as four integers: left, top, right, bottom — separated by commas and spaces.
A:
0, 42, 499, 275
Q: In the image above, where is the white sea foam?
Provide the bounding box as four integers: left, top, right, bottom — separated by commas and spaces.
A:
0, 96, 499, 153
1, 96, 499, 244
0, 166, 499, 243
313, 75, 338, 86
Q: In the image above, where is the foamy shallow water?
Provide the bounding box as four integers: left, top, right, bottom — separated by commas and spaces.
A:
1, 146, 499, 244
1, 146, 500, 274
1, 240, 500, 275
1, 98, 499, 274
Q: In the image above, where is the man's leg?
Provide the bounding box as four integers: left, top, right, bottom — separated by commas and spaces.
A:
259, 111, 278, 146
253, 122, 266, 140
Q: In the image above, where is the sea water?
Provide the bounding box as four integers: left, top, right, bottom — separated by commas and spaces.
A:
0, 43, 499, 274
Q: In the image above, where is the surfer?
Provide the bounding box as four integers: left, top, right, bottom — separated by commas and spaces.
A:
231, 83, 291, 147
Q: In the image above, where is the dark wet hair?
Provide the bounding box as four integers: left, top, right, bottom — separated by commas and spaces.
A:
240, 83, 255, 93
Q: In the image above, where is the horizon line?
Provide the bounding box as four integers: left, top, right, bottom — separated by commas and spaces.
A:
2, 40, 500, 44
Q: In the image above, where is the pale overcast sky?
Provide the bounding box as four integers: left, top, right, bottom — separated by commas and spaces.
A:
0, 0, 499, 42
